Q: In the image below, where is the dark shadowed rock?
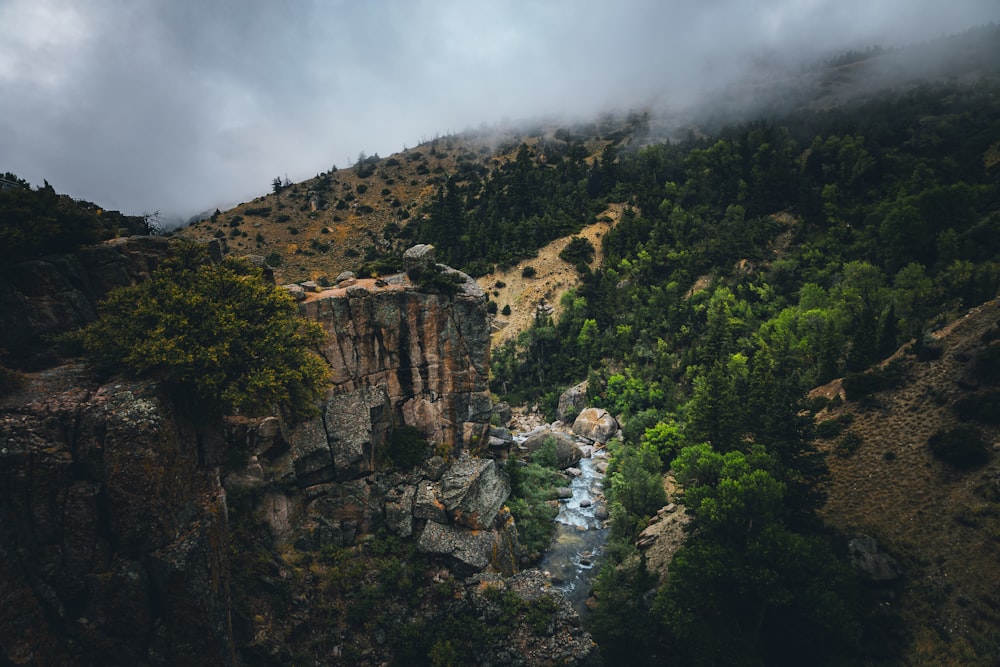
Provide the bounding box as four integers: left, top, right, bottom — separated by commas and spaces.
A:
557, 381, 589, 422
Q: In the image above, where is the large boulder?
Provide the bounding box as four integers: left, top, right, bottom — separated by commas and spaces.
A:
522, 429, 583, 469
439, 455, 510, 530
572, 407, 619, 444
416, 521, 501, 576
557, 381, 589, 422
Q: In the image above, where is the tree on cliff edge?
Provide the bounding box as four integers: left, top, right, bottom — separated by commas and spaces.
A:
81, 241, 329, 419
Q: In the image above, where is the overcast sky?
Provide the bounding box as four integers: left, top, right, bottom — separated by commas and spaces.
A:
2, 0, 997, 221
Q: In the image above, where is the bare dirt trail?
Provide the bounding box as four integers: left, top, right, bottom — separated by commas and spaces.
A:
477, 204, 625, 348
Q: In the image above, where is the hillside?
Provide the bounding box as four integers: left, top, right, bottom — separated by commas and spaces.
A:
814, 298, 1000, 663
177, 123, 627, 285
17, 24, 996, 666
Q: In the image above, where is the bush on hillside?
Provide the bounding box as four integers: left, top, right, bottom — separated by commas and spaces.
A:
928, 425, 991, 469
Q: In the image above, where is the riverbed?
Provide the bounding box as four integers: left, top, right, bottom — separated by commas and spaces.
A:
537, 454, 609, 615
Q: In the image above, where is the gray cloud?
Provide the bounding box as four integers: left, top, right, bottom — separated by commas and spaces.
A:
1, 0, 997, 220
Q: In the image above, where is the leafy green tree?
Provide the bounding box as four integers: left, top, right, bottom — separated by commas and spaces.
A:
660, 444, 860, 665
81, 241, 329, 418
558, 236, 595, 266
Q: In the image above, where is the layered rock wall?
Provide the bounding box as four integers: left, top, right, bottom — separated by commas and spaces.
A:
298, 274, 492, 459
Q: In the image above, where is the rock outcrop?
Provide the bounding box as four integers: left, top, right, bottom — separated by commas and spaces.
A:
522, 428, 584, 469
0, 240, 592, 666
297, 265, 491, 457
0, 367, 235, 666
557, 380, 589, 422
572, 407, 619, 444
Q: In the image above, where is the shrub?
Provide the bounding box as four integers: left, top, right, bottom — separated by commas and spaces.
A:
815, 413, 855, 439
265, 251, 282, 267
835, 431, 863, 457
501, 305, 511, 316
558, 236, 595, 266
521, 266, 537, 278
954, 390, 1000, 424
506, 459, 563, 557
486, 301, 498, 314
80, 241, 329, 419
384, 425, 430, 470
843, 359, 908, 401
245, 206, 271, 217
0, 362, 25, 396
928, 425, 991, 469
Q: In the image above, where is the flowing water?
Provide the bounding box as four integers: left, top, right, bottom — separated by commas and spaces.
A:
537, 454, 609, 616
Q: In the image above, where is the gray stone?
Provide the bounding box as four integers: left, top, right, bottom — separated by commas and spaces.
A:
572, 408, 619, 444
556, 381, 589, 422
848, 534, 901, 582
416, 520, 497, 576
283, 284, 306, 301
413, 481, 447, 523
522, 429, 584, 469
439, 455, 510, 530
403, 244, 436, 273
335, 270, 356, 284
554, 487, 573, 499
301, 280, 320, 292
422, 455, 447, 482
322, 385, 391, 481
288, 419, 334, 487
385, 484, 416, 537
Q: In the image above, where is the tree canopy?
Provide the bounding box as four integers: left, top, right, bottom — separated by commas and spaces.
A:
81, 241, 329, 418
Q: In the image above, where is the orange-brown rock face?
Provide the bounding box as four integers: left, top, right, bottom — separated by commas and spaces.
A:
298, 273, 492, 466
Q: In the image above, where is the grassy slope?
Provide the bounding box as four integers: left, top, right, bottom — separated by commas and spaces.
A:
814, 298, 1000, 664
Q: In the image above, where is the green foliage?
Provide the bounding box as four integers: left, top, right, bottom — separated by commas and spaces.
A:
638, 419, 688, 471
384, 425, 431, 469
521, 265, 537, 278
815, 413, 854, 439
661, 443, 861, 665
506, 459, 563, 558
842, 359, 909, 401
406, 263, 466, 295
607, 442, 667, 540
834, 431, 863, 457
558, 236, 595, 266
265, 251, 282, 266
80, 241, 329, 418
928, 425, 992, 469
0, 179, 149, 261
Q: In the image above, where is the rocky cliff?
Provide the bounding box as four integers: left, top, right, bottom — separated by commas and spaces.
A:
0, 367, 235, 665
0, 240, 600, 666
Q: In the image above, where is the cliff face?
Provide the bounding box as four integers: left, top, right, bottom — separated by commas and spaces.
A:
299, 274, 492, 464
0, 241, 599, 666
0, 368, 235, 665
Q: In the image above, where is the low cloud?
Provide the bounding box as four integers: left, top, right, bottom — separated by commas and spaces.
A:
1, 0, 997, 220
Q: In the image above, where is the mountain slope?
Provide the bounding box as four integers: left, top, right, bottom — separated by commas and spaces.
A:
814, 298, 1000, 664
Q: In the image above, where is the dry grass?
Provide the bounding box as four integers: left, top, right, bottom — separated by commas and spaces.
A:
814, 297, 1000, 665
477, 204, 625, 347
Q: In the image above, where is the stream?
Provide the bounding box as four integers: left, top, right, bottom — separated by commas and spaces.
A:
537, 453, 609, 616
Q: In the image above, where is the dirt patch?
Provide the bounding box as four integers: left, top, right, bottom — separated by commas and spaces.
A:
477, 204, 625, 348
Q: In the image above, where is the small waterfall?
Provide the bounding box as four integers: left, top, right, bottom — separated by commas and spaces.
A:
537, 453, 609, 615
